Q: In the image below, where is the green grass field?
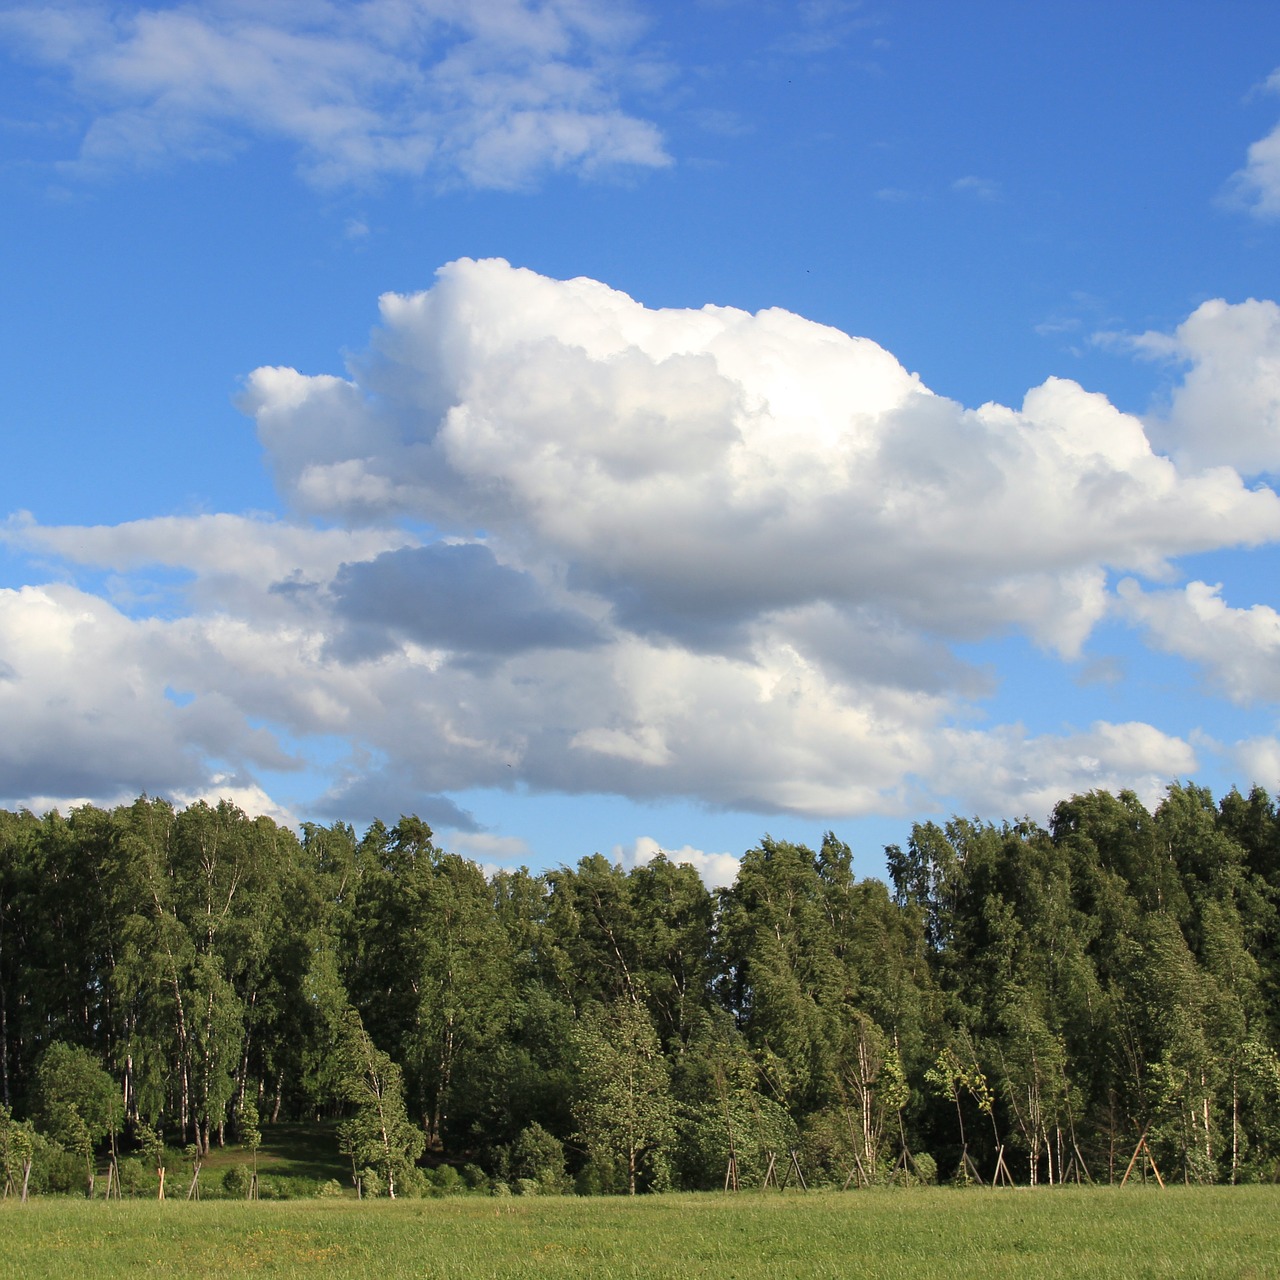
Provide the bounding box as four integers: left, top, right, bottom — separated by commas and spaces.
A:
2, 1186, 1278, 1279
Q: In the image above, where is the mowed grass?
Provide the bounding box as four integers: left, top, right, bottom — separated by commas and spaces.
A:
3, 1187, 1279, 1279
197, 1121, 349, 1185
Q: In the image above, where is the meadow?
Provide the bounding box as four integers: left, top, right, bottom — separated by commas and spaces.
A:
2, 1186, 1278, 1280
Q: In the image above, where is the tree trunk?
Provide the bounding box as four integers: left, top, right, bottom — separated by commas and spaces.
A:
1107, 1093, 1117, 1184
0, 979, 9, 1110
1201, 1077, 1212, 1173
162, 948, 191, 1142
1231, 1072, 1239, 1184
124, 1046, 135, 1125
235, 989, 257, 1121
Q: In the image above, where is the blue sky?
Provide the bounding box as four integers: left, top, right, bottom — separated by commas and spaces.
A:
3, 0, 1280, 884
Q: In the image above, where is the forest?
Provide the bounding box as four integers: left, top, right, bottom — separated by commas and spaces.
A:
2, 782, 1280, 1198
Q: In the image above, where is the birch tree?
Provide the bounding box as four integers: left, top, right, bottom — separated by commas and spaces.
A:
574, 1000, 675, 1194
337, 1010, 424, 1198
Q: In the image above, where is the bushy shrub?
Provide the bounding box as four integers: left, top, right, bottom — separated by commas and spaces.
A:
511, 1122, 569, 1194
424, 1164, 465, 1196
794, 1108, 850, 1189
395, 1165, 429, 1198
513, 1177, 541, 1196
35, 1135, 81, 1195
257, 1174, 326, 1200
460, 1163, 488, 1191
222, 1164, 250, 1197
117, 1157, 147, 1197
316, 1178, 345, 1198
911, 1152, 937, 1186
16, 1133, 79, 1196
574, 1155, 615, 1197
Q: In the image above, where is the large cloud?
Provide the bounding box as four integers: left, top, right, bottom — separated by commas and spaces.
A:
7, 260, 1280, 827
0, 0, 669, 188
245, 258, 1280, 655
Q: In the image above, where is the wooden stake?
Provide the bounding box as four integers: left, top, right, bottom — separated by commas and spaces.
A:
1066, 1142, 1094, 1186
1120, 1134, 1165, 1189
956, 1145, 984, 1186
718, 1068, 739, 1193
842, 1150, 871, 1190
890, 1147, 916, 1186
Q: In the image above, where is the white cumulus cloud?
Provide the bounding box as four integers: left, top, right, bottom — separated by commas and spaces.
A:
1117, 578, 1280, 705
614, 835, 741, 890
245, 259, 1280, 651
1105, 298, 1280, 475
929, 720, 1199, 820
1232, 737, 1280, 793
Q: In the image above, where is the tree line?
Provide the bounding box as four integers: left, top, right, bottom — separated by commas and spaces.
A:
2, 782, 1280, 1196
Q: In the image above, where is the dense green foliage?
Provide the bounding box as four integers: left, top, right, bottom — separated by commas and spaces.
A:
3, 783, 1280, 1195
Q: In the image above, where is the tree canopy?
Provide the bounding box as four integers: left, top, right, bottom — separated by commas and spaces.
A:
4, 783, 1280, 1193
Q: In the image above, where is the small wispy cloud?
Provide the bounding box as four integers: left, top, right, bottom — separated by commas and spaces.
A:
1034, 316, 1081, 337
0, 0, 671, 190
448, 831, 532, 863
1090, 327, 1183, 360
689, 107, 752, 139
775, 0, 876, 57
1036, 292, 1118, 344
1074, 655, 1125, 688
1222, 67, 1280, 219
952, 174, 1001, 202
